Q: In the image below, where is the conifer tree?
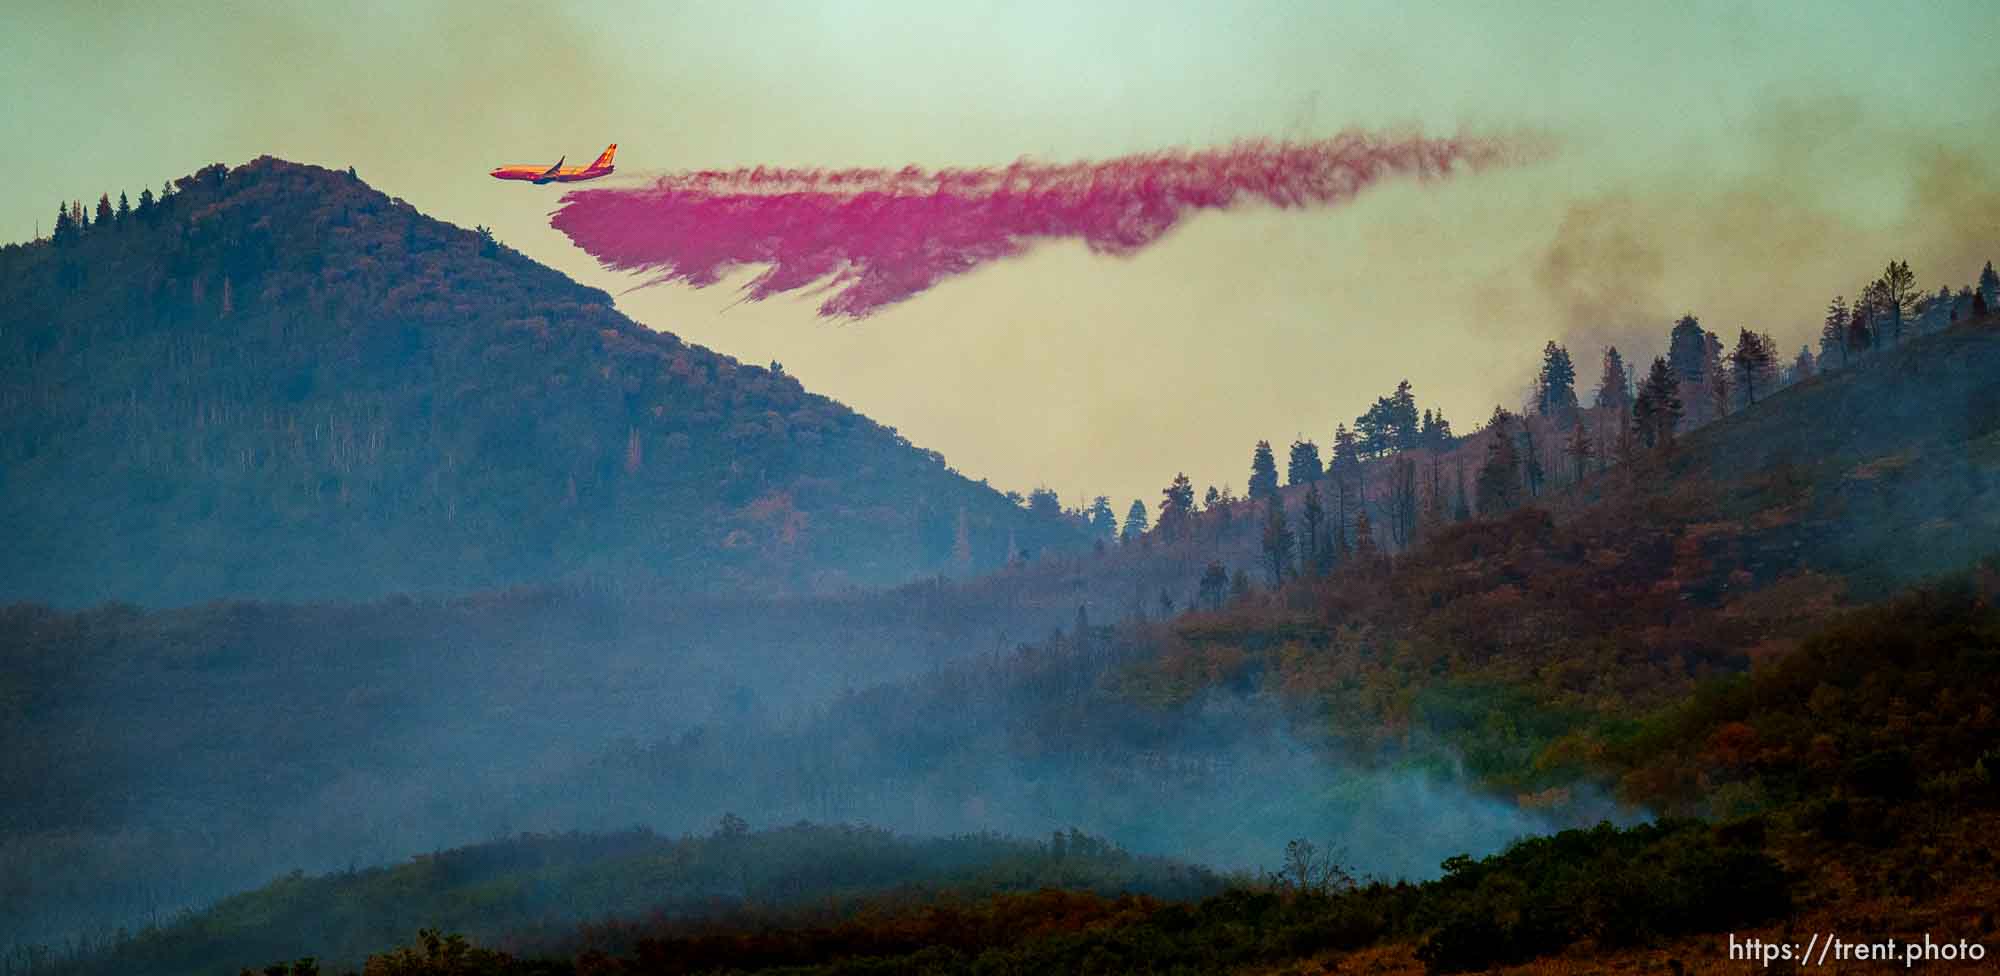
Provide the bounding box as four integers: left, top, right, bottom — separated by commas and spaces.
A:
1286, 439, 1323, 485
115, 191, 130, 225
1820, 296, 1849, 370
1729, 328, 1777, 406
1248, 440, 1280, 501
1633, 356, 1682, 448
1122, 499, 1148, 541
1085, 496, 1117, 544
1158, 473, 1195, 540
1847, 302, 1872, 355
1876, 259, 1917, 345
1593, 347, 1632, 411
1978, 261, 1998, 310
1536, 341, 1579, 424
1475, 407, 1522, 514
1790, 345, 1815, 385
1389, 380, 1420, 450
1667, 314, 1707, 391
1418, 408, 1454, 449
94, 194, 113, 230
1260, 497, 1294, 585
1300, 482, 1326, 574
52, 201, 73, 246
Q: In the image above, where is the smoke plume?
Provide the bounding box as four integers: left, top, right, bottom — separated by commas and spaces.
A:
550, 131, 1539, 318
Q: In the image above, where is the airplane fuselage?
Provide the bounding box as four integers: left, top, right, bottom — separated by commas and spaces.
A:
491, 144, 618, 185
489, 164, 614, 184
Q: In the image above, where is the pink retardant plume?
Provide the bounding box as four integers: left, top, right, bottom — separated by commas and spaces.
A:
550, 130, 1538, 319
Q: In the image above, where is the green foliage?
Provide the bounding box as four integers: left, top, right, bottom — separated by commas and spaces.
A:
1416, 820, 1789, 973
205, 821, 1782, 976
58, 824, 1219, 976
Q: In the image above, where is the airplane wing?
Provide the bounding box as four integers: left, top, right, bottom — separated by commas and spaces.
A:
537, 156, 566, 179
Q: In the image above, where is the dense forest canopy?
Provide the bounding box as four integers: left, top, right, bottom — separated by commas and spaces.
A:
0, 159, 1086, 607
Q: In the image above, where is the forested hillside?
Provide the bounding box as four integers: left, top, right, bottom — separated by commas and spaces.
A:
0, 159, 1083, 607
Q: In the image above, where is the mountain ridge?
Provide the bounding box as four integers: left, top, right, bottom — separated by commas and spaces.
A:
0, 157, 1082, 607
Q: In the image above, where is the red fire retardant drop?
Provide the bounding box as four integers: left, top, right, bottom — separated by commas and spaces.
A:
550, 131, 1531, 319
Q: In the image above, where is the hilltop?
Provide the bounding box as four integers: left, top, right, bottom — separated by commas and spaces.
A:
0, 158, 1082, 607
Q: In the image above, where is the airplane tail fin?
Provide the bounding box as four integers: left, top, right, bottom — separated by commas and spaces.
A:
591, 144, 617, 169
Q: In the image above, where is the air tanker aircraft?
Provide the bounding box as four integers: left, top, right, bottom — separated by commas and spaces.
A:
491, 144, 616, 184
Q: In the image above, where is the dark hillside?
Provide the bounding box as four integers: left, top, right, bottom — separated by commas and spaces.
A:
1108, 314, 2000, 806
0, 158, 1081, 607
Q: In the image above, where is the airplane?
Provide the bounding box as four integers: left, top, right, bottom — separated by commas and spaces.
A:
490, 144, 617, 185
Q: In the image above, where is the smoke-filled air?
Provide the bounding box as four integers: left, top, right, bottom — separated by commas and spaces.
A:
552, 132, 1532, 317
8, 2, 2000, 974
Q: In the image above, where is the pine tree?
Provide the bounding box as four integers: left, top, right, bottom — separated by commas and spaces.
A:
1790, 345, 1815, 385
1668, 314, 1707, 390
1122, 499, 1148, 542
1860, 279, 1890, 351
1820, 296, 1850, 370
1085, 496, 1117, 544
1536, 341, 1579, 424
1418, 409, 1454, 449
1355, 399, 1394, 459
1260, 497, 1294, 585
1027, 487, 1062, 518
1249, 440, 1280, 501
1594, 347, 1632, 411
1300, 483, 1326, 574
1388, 380, 1420, 450
1876, 259, 1917, 345
1847, 303, 1872, 356
1729, 328, 1776, 406
1632, 356, 1682, 448
52, 201, 74, 246
1978, 261, 1999, 311
94, 194, 114, 230
136, 187, 155, 223
1286, 439, 1323, 485
1475, 407, 1522, 514
1702, 330, 1728, 422
115, 191, 131, 225
1158, 473, 1195, 540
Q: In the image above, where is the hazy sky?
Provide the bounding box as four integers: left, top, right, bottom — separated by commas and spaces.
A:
7, 0, 1998, 510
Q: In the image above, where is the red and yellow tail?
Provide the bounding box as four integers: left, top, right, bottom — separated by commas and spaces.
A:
590, 144, 617, 169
